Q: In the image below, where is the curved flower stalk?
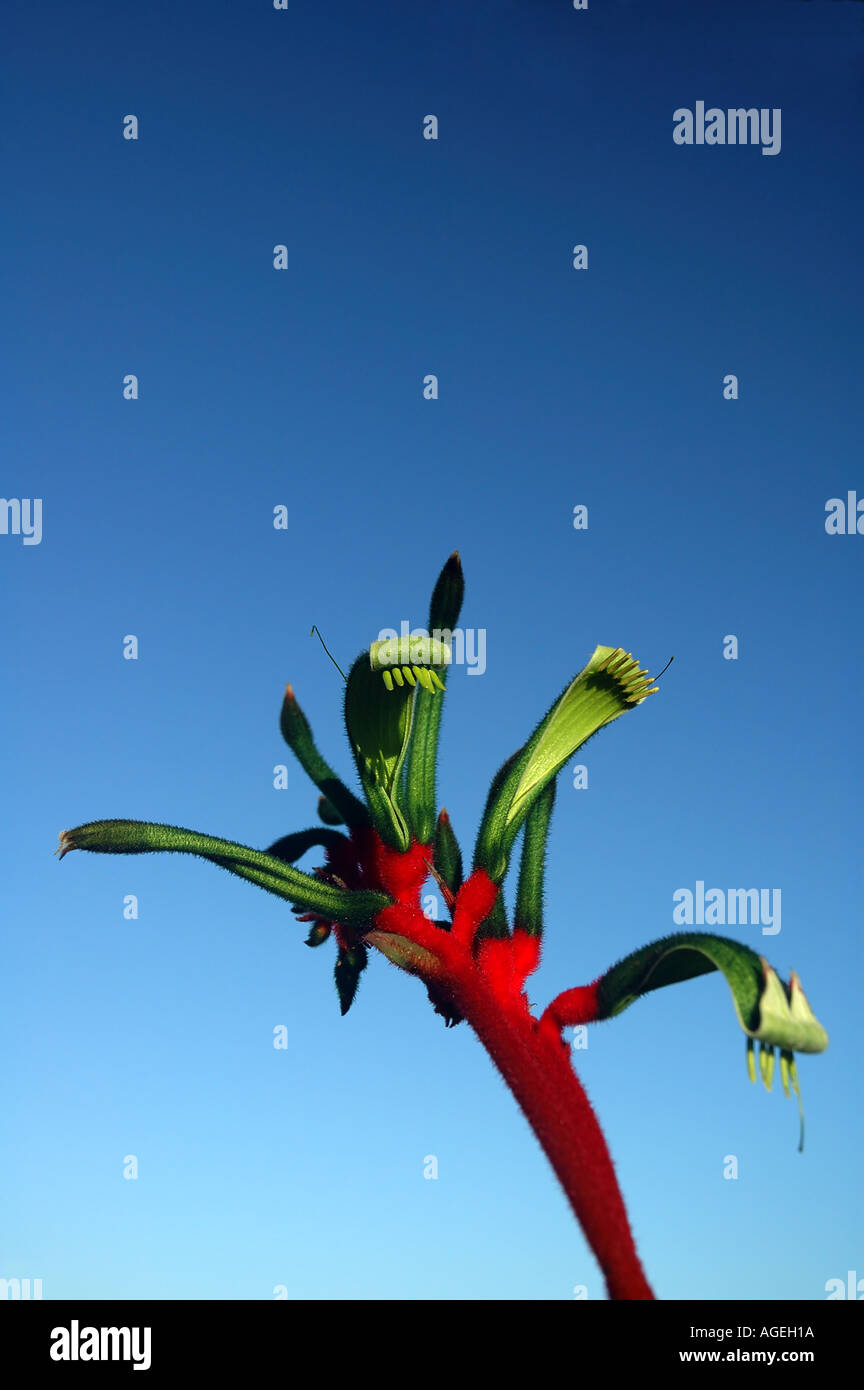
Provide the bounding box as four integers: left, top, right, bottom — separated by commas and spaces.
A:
58, 552, 828, 1300
541, 934, 828, 1154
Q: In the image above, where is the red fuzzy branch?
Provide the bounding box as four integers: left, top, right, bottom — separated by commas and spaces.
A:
450, 869, 499, 948
540, 980, 603, 1033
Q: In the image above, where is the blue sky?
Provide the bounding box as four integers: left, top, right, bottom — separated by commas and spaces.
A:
3, 0, 862, 1301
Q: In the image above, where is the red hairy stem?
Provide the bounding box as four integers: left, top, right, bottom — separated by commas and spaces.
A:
364, 841, 654, 1299
445, 953, 654, 1302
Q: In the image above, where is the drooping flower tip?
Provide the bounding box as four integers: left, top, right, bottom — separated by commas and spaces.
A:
55, 830, 76, 860
753, 959, 828, 1054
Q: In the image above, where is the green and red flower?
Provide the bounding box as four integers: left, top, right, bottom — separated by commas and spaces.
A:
58, 553, 828, 1300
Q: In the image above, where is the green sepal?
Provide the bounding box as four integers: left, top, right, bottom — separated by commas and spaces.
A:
334, 943, 368, 1015
475, 647, 656, 882
280, 684, 369, 829
57, 820, 388, 926
514, 779, 556, 938
403, 552, 465, 842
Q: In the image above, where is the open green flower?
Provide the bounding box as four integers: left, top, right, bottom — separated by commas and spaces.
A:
475, 646, 657, 883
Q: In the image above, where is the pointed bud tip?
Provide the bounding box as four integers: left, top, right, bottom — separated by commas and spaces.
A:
284, 683, 296, 702
438, 807, 450, 825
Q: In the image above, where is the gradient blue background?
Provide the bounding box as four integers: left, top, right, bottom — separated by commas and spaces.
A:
3, 0, 862, 1301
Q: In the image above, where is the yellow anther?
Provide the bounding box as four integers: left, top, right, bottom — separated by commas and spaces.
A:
779, 1051, 791, 1098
